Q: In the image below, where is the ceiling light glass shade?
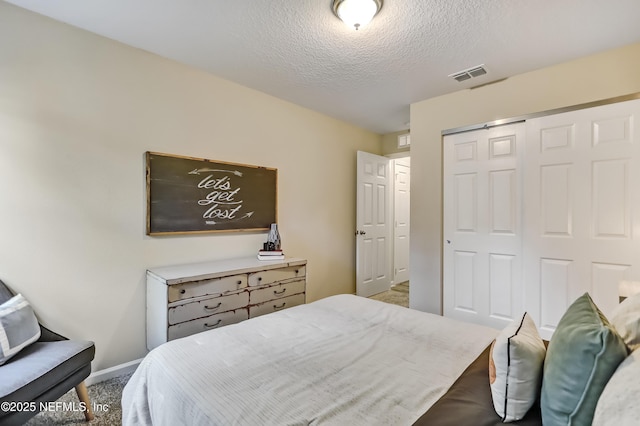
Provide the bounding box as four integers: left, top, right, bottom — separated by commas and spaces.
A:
333, 0, 382, 30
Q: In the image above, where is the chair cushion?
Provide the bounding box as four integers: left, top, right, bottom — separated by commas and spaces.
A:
0, 294, 41, 365
0, 339, 95, 402
540, 293, 627, 426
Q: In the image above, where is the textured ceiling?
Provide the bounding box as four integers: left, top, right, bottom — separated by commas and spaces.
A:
6, 0, 640, 134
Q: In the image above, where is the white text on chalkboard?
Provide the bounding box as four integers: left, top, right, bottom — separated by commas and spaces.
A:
195, 173, 252, 223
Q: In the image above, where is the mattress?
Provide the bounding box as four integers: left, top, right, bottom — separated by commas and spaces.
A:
122, 294, 498, 425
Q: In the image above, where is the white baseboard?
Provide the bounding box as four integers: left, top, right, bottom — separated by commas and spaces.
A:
85, 358, 144, 386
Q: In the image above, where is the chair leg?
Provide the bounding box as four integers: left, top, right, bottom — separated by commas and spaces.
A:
75, 381, 94, 421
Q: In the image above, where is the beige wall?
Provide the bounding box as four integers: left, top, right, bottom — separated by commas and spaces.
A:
410, 42, 640, 314
0, 3, 381, 370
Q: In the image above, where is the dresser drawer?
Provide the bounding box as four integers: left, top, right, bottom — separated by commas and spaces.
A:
168, 309, 249, 341
249, 279, 305, 305
168, 274, 247, 302
247, 265, 306, 287
168, 291, 249, 325
249, 293, 305, 318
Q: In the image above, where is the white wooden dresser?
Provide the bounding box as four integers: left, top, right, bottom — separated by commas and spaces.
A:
146, 257, 307, 350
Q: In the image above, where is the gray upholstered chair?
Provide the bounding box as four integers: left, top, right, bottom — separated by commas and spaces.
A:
0, 279, 95, 425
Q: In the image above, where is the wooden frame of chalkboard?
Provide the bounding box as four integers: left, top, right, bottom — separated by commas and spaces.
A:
146, 152, 277, 235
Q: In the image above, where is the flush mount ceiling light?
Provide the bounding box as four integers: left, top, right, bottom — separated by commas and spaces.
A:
332, 0, 383, 30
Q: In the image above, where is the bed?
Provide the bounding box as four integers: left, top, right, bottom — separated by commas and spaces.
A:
122, 293, 639, 425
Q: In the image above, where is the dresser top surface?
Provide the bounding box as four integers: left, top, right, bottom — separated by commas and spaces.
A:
147, 257, 306, 285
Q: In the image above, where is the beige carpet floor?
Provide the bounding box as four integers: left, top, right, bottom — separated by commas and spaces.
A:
26, 373, 133, 425
27, 285, 409, 425
368, 281, 409, 307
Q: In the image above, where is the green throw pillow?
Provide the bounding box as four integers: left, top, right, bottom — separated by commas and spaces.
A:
541, 293, 627, 426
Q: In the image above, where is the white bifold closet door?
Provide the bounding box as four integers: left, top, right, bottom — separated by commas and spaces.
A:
523, 99, 640, 339
444, 99, 640, 339
443, 123, 525, 330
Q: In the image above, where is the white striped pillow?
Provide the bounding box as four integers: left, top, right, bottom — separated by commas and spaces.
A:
0, 294, 41, 365
489, 312, 546, 422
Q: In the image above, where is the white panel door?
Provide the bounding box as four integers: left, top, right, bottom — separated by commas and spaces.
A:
524, 99, 640, 339
356, 151, 392, 297
393, 157, 410, 284
443, 123, 525, 329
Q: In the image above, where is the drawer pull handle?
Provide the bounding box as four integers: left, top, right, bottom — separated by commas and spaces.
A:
273, 302, 286, 311
236, 280, 242, 285
273, 288, 287, 295
295, 269, 299, 274
204, 319, 222, 329
204, 302, 222, 311
258, 277, 262, 281
179, 289, 186, 294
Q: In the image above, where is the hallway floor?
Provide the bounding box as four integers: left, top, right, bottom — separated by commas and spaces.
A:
368, 282, 409, 307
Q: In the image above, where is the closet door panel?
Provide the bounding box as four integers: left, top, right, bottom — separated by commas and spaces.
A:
454, 173, 478, 232
539, 258, 573, 336
489, 169, 517, 234
540, 164, 573, 236
444, 123, 524, 329
452, 250, 477, 313
489, 253, 517, 320
524, 99, 640, 337
592, 159, 629, 239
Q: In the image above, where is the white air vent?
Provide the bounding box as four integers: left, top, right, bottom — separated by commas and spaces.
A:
397, 133, 410, 148
449, 65, 487, 82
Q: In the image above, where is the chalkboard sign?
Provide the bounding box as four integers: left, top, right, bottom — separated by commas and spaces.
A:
146, 152, 277, 235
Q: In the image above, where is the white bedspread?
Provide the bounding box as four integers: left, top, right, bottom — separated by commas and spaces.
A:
122, 294, 498, 425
